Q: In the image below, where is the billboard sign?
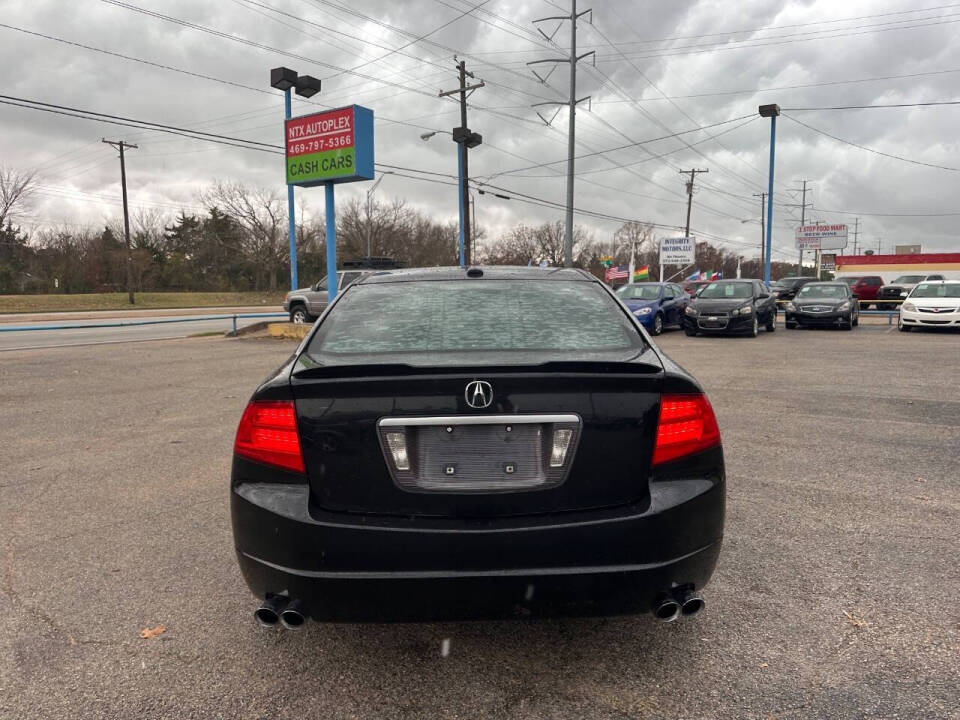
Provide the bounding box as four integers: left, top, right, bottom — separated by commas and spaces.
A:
820, 253, 836, 271
660, 236, 696, 265
795, 224, 848, 251
285, 105, 374, 187
895, 244, 921, 255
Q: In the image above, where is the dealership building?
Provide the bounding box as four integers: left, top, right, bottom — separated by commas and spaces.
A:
833, 252, 960, 281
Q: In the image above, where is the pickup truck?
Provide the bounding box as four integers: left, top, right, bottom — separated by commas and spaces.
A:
283, 270, 373, 323
876, 274, 946, 309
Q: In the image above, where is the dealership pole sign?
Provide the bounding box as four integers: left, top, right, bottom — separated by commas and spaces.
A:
286, 105, 374, 186
284, 104, 374, 305
795, 224, 848, 251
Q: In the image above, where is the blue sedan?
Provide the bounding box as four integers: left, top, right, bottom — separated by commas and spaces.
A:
615, 282, 690, 335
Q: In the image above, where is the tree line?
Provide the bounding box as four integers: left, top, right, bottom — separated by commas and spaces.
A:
1, 166, 797, 296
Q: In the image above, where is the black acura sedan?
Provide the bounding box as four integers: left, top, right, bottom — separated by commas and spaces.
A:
784, 281, 859, 330
231, 267, 725, 625
682, 279, 777, 337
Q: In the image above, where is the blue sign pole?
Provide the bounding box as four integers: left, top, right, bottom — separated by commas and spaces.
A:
456, 143, 466, 267
325, 183, 337, 304
285, 89, 298, 291
764, 115, 776, 287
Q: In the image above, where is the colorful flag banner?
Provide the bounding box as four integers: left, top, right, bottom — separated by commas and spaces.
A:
633, 265, 650, 281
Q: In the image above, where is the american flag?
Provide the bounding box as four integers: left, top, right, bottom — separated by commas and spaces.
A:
604, 264, 628, 282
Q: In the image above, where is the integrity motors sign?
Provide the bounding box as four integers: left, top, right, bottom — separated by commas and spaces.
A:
285, 105, 374, 187
660, 236, 696, 265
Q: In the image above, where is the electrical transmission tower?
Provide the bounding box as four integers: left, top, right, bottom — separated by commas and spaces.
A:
527, 1, 593, 267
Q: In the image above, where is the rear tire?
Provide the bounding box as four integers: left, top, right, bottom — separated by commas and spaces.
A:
842, 314, 853, 330
684, 325, 697, 337
898, 316, 911, 332
765, 312, 776, 332
852, 311, 859, 327
651, 313, 663, 336
289, 306, 311, 324
749, 315, 758, 337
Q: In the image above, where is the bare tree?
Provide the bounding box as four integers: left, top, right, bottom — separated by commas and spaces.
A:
487, 222, 594, 267
0, 166, 36, 227
201, 181, 286, 290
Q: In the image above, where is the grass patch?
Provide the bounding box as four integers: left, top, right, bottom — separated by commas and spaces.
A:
0, 292, 285, 314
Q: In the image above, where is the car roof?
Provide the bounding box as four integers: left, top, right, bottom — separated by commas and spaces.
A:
803, 281, 847, 286
355, 265, 596, 284
917, 279, 959, 284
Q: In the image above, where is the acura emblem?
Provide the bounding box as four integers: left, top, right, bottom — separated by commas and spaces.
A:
465, 380, 493, 409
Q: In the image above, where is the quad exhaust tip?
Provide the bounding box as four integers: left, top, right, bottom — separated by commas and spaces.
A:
652, 586, 704, 622
280, 599, 306, 630
652, 594, 681, 622
254, 595, 288, 627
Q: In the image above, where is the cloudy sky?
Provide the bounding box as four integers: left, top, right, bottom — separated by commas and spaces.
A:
2, 0, 959, 262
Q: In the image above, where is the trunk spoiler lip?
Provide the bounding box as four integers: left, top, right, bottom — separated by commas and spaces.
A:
290, 345, 665, 380
289, 357, 665, 380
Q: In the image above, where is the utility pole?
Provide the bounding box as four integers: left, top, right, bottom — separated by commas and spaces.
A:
528, 2, 594, 267
793, 179, 812, 276
365, 174, 385, 259
852, 217, 860, 255
440, 60, 483, 266
680, 169, 709, 239
877, 237, 883, 254
102, 139, 138, 304
753, 192, 767, 269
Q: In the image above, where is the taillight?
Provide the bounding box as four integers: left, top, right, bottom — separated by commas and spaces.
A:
234, 400, 305, 473
652, 393, 721, 466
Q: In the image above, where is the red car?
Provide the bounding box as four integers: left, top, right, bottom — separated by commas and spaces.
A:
840, 276, 884, 309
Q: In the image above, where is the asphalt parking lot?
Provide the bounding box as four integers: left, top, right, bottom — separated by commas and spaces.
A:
1, 325, 957, 719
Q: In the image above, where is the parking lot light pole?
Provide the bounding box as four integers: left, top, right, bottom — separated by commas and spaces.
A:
759, 104, 780, 286
271, 67, 322, 292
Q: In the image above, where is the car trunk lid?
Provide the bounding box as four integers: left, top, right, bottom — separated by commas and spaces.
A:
291, 360, 664, 518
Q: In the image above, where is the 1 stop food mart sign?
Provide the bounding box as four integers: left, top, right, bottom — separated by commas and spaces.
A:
285, 105, 374, 187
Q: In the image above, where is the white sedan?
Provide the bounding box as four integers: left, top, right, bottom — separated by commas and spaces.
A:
898, 281, 960, 331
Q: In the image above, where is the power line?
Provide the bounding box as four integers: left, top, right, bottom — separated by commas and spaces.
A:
491, 114, 754, 176
464, 3, 960, 52
783, 100, 960, 110
782, 113, 960, 172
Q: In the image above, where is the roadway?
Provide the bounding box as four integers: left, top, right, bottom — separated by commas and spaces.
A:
0, 308, 285, 351
1, 328, 957, 718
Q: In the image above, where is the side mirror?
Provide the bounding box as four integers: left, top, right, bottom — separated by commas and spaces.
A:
759, 292, 770, 299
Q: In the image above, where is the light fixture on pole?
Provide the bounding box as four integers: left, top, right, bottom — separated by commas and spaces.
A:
270, 67, 322, 292
758, 103, 780, 287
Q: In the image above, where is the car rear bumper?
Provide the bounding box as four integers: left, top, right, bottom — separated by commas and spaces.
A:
231, 451, 725, 621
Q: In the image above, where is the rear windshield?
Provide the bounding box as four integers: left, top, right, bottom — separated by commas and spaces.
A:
698, 282, 752, 299
306, 279, 646, 366
911, 283, 960, 298
797, 284, 847, 299
893, 275, 925, 284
